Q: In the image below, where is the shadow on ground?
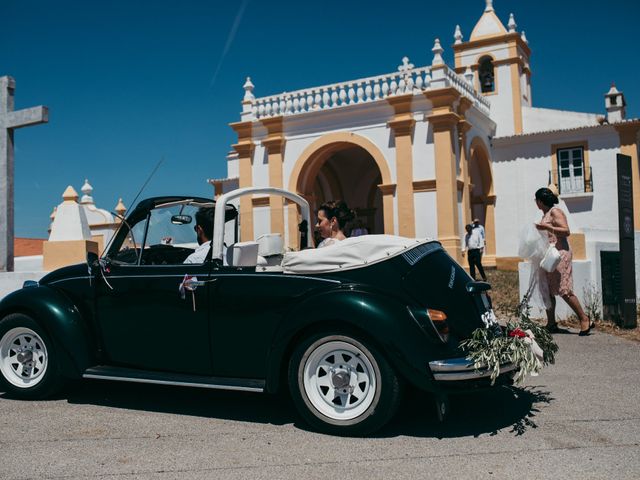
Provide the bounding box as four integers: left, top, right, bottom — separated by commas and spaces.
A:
377, 385, 553, 438
1, 379, 553, 438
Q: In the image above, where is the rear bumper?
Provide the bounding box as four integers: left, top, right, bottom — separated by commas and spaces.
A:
429, 357, 516, 382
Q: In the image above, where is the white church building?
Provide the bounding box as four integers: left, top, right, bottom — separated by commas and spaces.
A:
214, 1, 638, 316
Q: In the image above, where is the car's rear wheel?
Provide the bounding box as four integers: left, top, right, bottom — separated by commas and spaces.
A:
0, 313, 62, 399
289, 332, 401, 436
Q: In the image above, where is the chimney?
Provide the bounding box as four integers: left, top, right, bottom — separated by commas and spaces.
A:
605, 83, 626, 123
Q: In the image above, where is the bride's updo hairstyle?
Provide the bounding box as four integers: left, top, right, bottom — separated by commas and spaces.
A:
318, 200, 355, 230
535, 187, 559, 208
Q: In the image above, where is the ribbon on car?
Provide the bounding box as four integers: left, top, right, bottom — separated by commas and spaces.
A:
179, 274, 202, 311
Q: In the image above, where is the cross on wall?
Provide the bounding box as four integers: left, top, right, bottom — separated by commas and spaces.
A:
0, 76, 48, 272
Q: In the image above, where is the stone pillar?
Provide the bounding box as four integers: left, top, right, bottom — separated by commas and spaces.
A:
230, 121, 255, 241
387, 94, 416, 238
262, 117, 286, 236
457, 98, 473, 228
616, 124, 640, 230
378, 183, 397, 235
484, 194, 497, 262
426, 87, 462, 262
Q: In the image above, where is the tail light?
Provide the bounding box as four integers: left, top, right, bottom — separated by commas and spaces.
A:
427, 309, 450, 343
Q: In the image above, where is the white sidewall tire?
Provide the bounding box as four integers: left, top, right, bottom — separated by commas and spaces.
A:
0, 314, 62, 399
290, 332, 401, 435
0, 326, 49, 388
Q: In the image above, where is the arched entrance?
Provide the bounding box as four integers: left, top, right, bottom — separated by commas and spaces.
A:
288, 132, 394, 246
309, 146, 383, 233
468, 137, 496, 266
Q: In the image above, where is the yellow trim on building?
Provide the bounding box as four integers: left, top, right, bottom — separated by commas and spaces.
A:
251, 196, 270, 207
287, 131, 395, 246
469, 137, 497, 267
412, 179, 436, 192
230, 121, 255, 241
453, 32, 531, 57
616, 124, 640, 230
387, 94, 416, 238
262, 117, 286, 237
425, 87, 463, 262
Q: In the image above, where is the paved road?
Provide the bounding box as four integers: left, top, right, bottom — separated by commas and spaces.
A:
1, 330, 639, 480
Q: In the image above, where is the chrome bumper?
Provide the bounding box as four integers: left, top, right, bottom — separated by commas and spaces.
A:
429, 357, 516, 381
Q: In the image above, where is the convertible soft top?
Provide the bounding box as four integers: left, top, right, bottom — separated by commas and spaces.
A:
282, 235, 433, 274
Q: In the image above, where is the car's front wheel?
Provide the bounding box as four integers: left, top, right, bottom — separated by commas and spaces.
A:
289, 332, 401, 435
0, 313, 63, 398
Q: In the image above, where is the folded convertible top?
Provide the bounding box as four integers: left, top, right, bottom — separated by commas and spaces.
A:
282, 235, 432, 274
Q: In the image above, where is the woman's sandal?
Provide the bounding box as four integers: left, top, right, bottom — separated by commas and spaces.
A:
578, 321, 595, 337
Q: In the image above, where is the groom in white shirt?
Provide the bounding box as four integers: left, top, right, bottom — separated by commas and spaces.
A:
462, 223, 487, 281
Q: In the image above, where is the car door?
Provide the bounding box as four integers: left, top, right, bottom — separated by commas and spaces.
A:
209, 269, 338, 379
95, 201, 214, 375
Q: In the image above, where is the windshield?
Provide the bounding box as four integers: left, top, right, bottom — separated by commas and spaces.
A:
109, 199, 236, 265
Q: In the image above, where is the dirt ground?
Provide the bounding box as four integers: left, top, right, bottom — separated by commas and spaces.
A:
486, 269, 640, 342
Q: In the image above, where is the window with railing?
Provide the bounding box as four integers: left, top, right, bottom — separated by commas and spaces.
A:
550, 146, 593, 195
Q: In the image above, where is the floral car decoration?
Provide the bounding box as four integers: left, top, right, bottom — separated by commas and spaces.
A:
0, 187, 541, 435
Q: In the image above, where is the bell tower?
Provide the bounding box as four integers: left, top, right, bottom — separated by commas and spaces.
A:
453, 0, 531, 136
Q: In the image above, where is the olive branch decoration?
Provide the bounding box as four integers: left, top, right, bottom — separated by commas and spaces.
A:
459, 296, 559, 385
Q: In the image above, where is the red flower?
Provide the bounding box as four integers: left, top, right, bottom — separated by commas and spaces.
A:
508, 328, 526, 338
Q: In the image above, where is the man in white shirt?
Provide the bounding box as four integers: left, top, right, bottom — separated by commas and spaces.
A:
473, 218, 486, 253
462, 223, 487, 281
184, 207, 214, 264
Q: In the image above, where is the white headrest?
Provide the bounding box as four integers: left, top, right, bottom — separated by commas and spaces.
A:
226, 241, 259, 267
256, 233, 284, 257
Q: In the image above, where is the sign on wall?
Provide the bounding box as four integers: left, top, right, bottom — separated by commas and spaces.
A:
616, 154, 637, 328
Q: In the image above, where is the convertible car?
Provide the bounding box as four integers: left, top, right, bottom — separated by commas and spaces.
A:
0, 187, 513, 435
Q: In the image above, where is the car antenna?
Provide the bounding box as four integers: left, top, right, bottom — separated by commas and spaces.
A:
100, 157, 165, 257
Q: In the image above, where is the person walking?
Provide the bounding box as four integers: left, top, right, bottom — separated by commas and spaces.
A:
463, 223, 487, 281
473, 218, 486, 252
534, 187, 593, 335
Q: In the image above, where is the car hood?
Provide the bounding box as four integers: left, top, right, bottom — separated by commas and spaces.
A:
39, 263, 88, 286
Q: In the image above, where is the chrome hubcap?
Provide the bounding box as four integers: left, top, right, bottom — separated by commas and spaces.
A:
302, 340, 377, 421
0, 327, 48, 388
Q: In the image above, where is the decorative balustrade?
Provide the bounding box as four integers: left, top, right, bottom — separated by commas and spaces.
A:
249, 64, 490, 120
444, 68, 491, 114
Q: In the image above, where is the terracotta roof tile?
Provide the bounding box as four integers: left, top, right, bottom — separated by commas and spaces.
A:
14, 238, 46, 257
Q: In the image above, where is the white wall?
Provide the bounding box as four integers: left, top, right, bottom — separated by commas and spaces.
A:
492, 126, 621, 257
414, 191, 437, 239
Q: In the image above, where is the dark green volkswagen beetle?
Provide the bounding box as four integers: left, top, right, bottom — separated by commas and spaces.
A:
0, 187, 513, 435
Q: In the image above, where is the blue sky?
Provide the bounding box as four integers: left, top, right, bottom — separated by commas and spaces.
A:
3, 0, 639, 238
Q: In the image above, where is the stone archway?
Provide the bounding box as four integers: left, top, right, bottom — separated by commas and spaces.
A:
287, 132, 394, 245
468, 136, 496, 266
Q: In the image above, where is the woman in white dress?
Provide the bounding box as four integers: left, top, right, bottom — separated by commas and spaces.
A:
315, 200, 354, 248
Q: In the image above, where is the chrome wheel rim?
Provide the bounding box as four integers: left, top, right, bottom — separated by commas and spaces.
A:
0, 327, 48, 388
302, 340, 377, 421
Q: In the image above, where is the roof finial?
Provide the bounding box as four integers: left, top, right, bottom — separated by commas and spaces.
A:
80, 178, 94, 205
508, 13, 517, 33
454, 25, 463, 45
431, 38, 444, 66
243, 77, 255, 102
521, 30, 528, 43
62, 185, 79, 203
115, 198, 127, 217
485, 0, 494, 12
